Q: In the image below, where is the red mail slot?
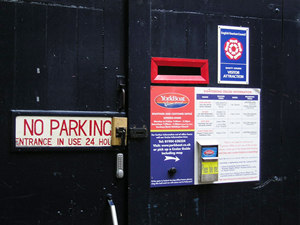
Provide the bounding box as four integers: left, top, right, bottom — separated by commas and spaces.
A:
151, 57, 209, 84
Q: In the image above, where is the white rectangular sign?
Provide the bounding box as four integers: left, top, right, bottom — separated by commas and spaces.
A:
195, 87, 260, 183
15, 116, 112, 147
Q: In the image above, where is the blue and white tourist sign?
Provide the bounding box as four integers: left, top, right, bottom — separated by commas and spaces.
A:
218, 25, 249, 84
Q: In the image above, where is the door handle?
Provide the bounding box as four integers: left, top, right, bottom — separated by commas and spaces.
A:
120, 87, 125, 111
117, 75, 126, 111
107, 194, 119, 225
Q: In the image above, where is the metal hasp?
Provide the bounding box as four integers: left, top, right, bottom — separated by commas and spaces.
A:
116, 127, 126, 147
107, 194, 119, 225
129, 127, 148, 138
111, 117, 128, 146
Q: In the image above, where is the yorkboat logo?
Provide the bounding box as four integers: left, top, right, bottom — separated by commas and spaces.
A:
155, 93, 189, 109
204, 150, 215, 156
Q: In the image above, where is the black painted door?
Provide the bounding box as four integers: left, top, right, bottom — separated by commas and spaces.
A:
127, 0, 299, 225
0, 1, 127, 225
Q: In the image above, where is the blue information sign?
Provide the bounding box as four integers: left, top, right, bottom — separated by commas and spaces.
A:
150, 131, 194, 187
218, 25, 249, 84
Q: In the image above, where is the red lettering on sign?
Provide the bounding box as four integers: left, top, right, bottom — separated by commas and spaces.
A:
86, 138, 95, 145
103, 120, 111, 136
50, 119, 109, 137
60, 120, 69, 136
57, 138, 64, 145
68, 138, 82, 146
50, 119, 60, 135
89, 120, 92, 136
24, 119, 34, 135
23, 119, 44, 136
69, 120, 78, 136
16, 137, 52, 146
99, 138, 110, 145
35, 119, 44, 135
93, 120, 103, 136
78, 120, 87, 136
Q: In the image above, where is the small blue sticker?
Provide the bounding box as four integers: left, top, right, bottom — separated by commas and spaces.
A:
201, 147, 218, 158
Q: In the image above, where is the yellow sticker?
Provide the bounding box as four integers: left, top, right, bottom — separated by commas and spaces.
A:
202, 161, 218, 175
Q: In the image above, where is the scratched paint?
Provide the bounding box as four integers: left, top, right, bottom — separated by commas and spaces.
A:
253, 176, 286, 189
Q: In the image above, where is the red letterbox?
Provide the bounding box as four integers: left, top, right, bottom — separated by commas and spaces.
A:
151, 57, 209, 84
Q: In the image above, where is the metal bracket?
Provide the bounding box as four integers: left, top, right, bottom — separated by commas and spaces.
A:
111, 117, 128, 146
129, 126, 148, 139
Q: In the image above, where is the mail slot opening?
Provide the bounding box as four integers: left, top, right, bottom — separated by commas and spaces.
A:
151, 57, 209, 84
158, 66, 201, 76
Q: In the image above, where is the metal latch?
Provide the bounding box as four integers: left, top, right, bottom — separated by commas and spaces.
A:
111, 117, 127, 146
129, 126, 148, 139
129, 127, 148, 138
